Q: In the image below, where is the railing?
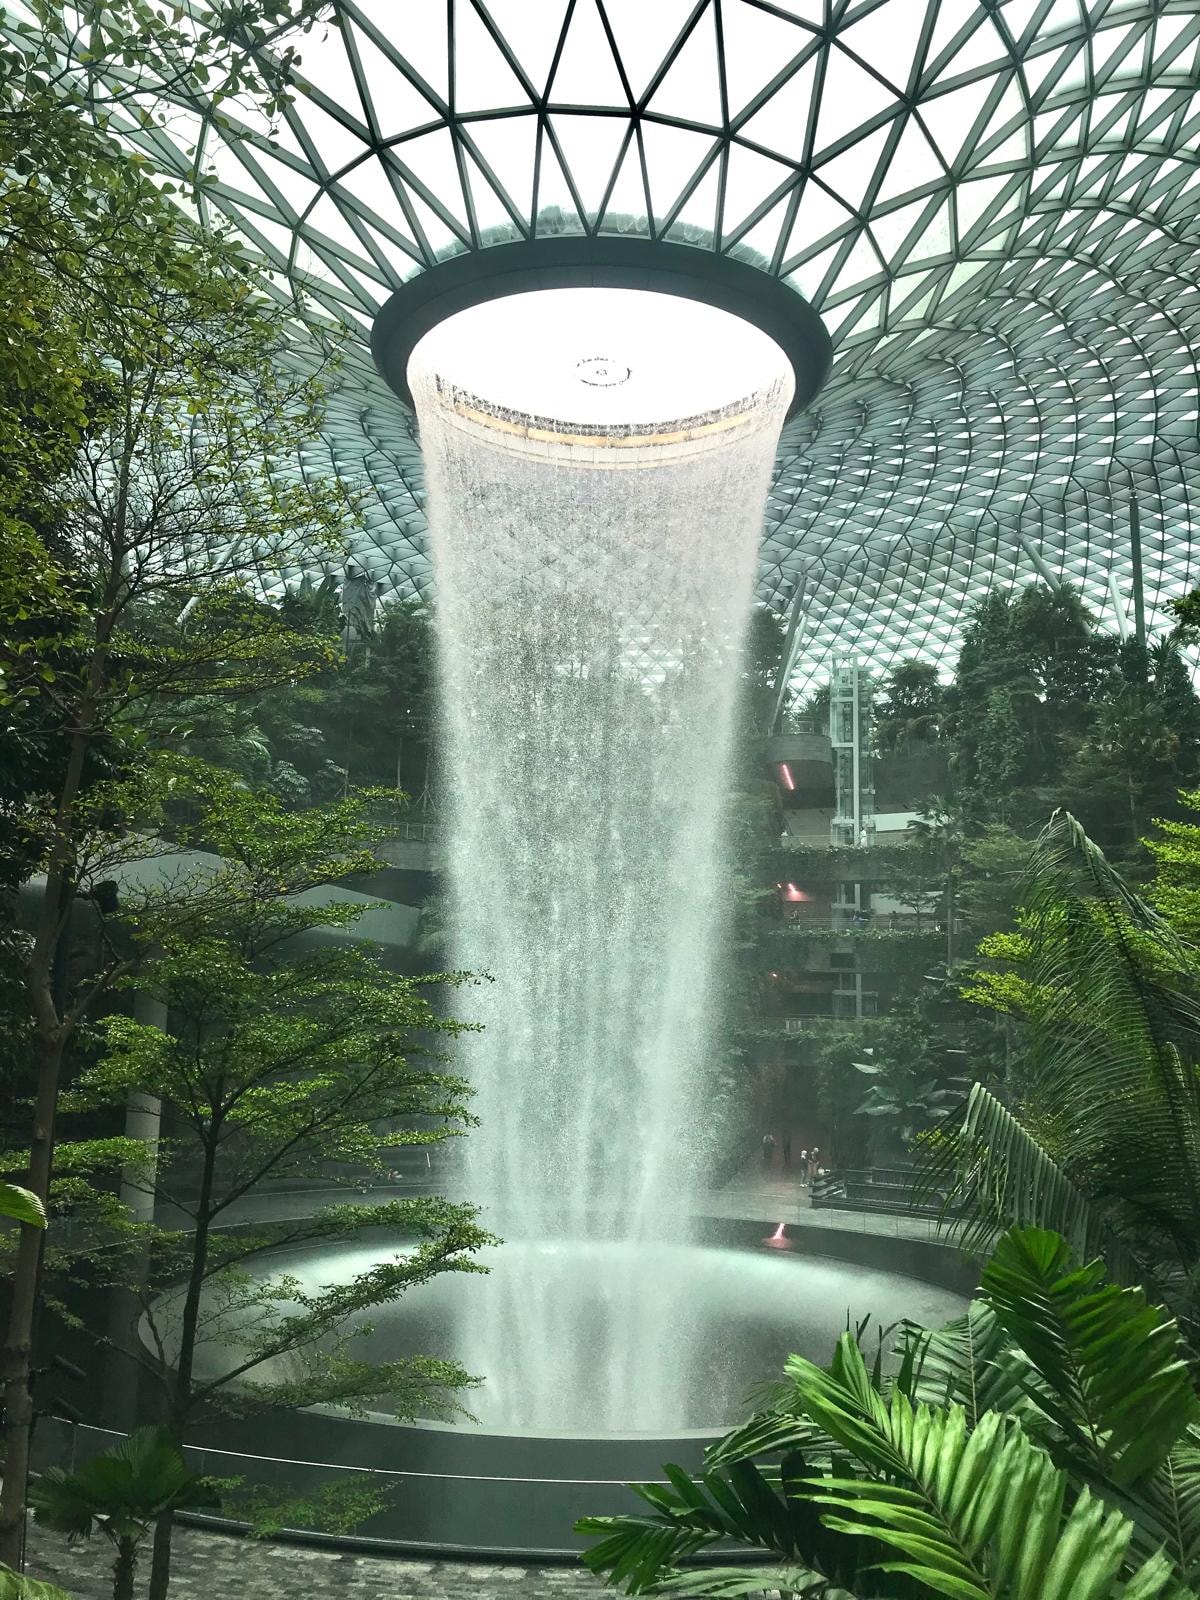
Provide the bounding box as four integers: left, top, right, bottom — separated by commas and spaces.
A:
29, 1418, 679, 1558
393, 820, 441, 843
812, 1166, 944, 1219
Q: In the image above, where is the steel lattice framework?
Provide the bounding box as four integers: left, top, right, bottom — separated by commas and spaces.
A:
56, 0, 1200, 686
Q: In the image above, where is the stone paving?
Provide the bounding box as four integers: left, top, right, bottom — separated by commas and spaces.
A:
26, 1522, 609, 1600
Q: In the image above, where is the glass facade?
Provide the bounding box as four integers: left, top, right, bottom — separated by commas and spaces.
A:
17, 0, 1200, 684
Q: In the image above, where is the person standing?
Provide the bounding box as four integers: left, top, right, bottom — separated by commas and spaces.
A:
782, 1130, 792, 1168
809, 1146, 821, 1184
761, 1131, 776, 1167
798, 1149, 808, 1188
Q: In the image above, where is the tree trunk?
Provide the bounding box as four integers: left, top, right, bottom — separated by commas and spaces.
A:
945, 869, 956, 968
0, 1026, 66, 1570
113, 1537, 138, 1600
147, 1135, 218, 1600
147, 1512, 174, 1600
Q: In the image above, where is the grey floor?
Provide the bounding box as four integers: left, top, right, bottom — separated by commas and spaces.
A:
26, 1522, 607, 1600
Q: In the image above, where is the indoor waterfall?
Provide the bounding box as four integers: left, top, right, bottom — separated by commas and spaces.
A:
410, 290, 792, 1431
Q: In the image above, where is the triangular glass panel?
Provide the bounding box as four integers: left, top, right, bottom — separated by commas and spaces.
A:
308, 190, 371, 255
1091, 21, 1147, 84
722, 142, 795, 237
355, 212, 425, 272
1021, 43, 1076, 100
829, 232, 885, 300
815, 122, 895, 216
467, 112, 539, 222
292, 97, 369, 177
598, 135, 649, 226
972, 77, 1024, 156
347, 21, 444, 137
254, 145, 323, 217
869, 194, 937, 261
781, 182, 854, 260
374, 1, 450, 102
240, 211, 296, 268
919, 76, 995, 167
476, 0, 570, 99
875, 114, 944, 203
816, 46, 899, 150
732, 191, 794, 267
904, 198, 952, 262
663, 152, 720, 238
640, 119, 718, 220
398, 181, 464, 259
597, 0, 699, 102
463, 145, 525, 235
646, 2, 722, 127
954, 172, 1011, 242
923, 0, 986, 76
550, 112, 630, 218
738, 54, 818, 163
548, 0, 628, 108
291, 16, 362, 110
1152, 12, 1197, 73
393, 127, 465, 215
453, 0, 532, 113
721, 0, 809, 119
940, 258, 988, 299
837, 0, 927, 93
763, 0, 824, 25
532, 128, 586, 232
337, 152, 411, 234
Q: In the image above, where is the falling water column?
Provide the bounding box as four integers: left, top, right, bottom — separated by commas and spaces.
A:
410, 290, 792, 1431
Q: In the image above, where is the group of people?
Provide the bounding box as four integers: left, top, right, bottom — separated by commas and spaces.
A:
761, 1131, 823, 1183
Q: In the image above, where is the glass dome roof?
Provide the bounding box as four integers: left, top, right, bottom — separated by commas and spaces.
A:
36, 0, 1200, 688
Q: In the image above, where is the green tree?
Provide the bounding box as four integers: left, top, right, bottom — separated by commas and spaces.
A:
1066, 689, 1179, 848
910, 799, 966, 968
578, 1227, 1199, 1598
873, 661, 946, 754
29, 1428, 218, 1600
0, 191, 355, 1582
934, 811, 1200, 1333
948, 585, 1117, 825
973, 690, 1026, 822
58, 766, 491, 1599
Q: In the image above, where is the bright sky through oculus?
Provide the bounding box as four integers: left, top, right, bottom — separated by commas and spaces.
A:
409, 290, 793, 428
22, 0, 1200, 692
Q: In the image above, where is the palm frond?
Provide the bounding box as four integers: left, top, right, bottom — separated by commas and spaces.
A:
919, 1082, 1139, 1281
577, 1454, 846, 1595
1122, 1443, 1200, 1586
651, 1566, 859, 1597
979, 1228, 1198, 1486
704, 1412, 827, 1471
897, 1300, 1024, 1427
1015, 812, 1200, 1261
793, 1342, 1180, 1600
0, 1574, 73, 1600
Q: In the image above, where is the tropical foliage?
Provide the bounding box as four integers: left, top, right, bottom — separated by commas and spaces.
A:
578, 1227, 1200, 1599
935, 809, 1200, 1333
30, 1428, 218, 1600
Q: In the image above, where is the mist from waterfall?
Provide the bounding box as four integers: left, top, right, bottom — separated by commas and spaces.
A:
410, 290, 791, 1432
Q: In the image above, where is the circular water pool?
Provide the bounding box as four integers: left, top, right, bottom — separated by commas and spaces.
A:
154, 1221, 973, 1555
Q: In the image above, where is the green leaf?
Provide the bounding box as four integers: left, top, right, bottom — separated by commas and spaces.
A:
0, 1572, 74, 1600
980, 1227, 1198, 1484
0, 1183, 46, 1229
